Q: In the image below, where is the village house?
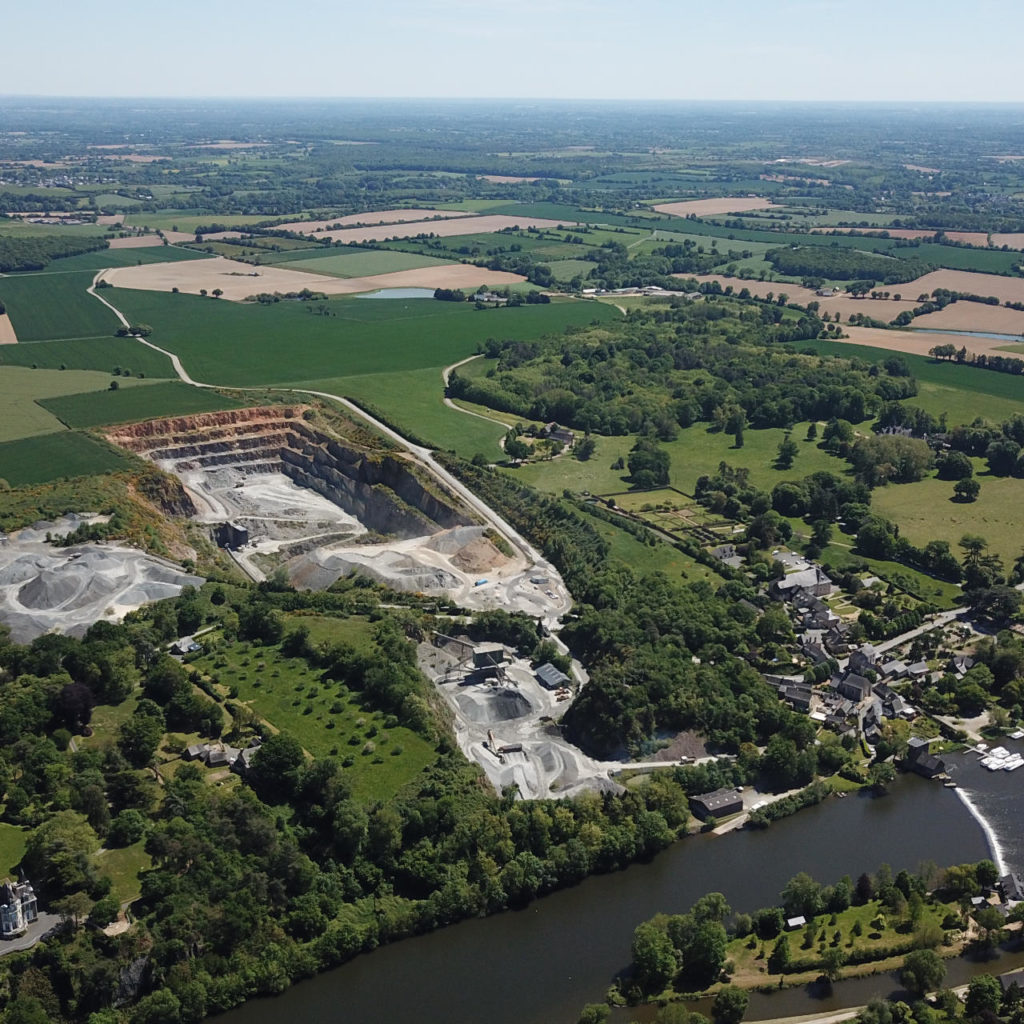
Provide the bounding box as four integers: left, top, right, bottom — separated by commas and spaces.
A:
905, 736, 946, 779
0, 880, 38, 938
772, 566, 833, 600
541, 423, 575, 446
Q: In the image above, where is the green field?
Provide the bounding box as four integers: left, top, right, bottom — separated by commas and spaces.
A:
258, 248, 454, 278
0, 271, 120, 341
0, 367, 156, 442
124, 212, 275, 232
873, 468, 1023, 568
301, 368, 507, 456
40, 381, 243, 429
0, 431, 133, 486
190, 622, 436, 802
0, 336, 174, 377
94, 841, 151, 905
0, 824, 27, 878
37, 245, 208, 273
108, 290, 620, 388
546, 259, 596, 282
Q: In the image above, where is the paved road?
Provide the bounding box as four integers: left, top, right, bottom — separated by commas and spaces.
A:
0, 912, 61, 956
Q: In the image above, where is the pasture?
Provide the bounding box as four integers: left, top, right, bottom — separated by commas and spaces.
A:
872, 466, 1023, 568
0, 271, 120, 341
40, 381, 243, 429
108, 290, 619, 388
0, 336, 174, 377
0, 431, 133, 486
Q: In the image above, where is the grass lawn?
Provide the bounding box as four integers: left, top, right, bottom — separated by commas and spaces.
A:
0, 431, 134, 487
872, 470, 1024, 568
93, 841, 152, 905
0, 824, 28, 877
191, 628, 437, 803
0, 367, 153, 442
108, 290, 619, 388
0, 271, 120, 341
76, 697, 139, 751
661, 422, 845, 495
300, 368, 506, 457
39, 381, 243, 429
819, 542, 962, 609
0, 336, 175, 377
258, 249, 455, 278
582, 507, 716, 583
724, 896, 954, 994
510, 436, 635, 494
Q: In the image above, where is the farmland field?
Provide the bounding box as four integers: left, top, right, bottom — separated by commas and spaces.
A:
0, 335, 174, 377
0, 271, 120, 341
0, 366, 155, 442
39, 381, 243, 429
39, 245, 210, 272
0, 430, 133, 486
108, 290, 620, 387
302, 368, 507, 457
257, 248, 456, 278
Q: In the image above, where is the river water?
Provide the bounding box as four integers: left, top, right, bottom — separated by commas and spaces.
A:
214, 767, 1024, 1024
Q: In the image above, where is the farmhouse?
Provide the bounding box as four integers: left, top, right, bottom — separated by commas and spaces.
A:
689, 788, 743, 820
542, 422, 575, 446
0, 880, 38, 938
772, 566, 833, 600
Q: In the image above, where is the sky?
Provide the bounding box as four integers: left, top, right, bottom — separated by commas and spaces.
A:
3, 0, 1024, 103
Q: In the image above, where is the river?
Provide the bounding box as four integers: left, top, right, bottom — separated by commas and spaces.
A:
214, 769, 1018, 1024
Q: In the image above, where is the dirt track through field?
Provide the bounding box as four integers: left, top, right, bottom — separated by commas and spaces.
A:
0, 313, 18, 344
272, 213, 578, 244
654, 197, 775, 217
100, 256, 525, 300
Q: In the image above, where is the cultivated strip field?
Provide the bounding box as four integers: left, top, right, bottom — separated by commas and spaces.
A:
841, 324, 1014, 359
810, 226, 992, 246
0, 314, 17, 344
903, 269, 1024, 304
273, 209, 475, 232
107, 234, 165, 249
100, 257, 526, 300
653, 197, 775, 217
912, 303, 1024, 336
688, 275, 918, 321
272, 213, 578, 244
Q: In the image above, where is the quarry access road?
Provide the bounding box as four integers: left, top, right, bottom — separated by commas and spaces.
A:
90, 274, 572, 625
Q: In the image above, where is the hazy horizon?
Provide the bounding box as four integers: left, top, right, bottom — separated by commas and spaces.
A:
3, 0, 1022, 104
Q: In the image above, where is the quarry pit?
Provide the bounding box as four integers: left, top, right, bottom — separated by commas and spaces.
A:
104, 405, 571, 618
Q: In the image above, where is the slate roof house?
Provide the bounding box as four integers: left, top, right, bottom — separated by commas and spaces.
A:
0, 880, 38, 938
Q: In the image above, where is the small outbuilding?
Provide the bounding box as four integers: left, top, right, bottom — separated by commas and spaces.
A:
689, 788, 743, 821
536, 662, 570, 690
